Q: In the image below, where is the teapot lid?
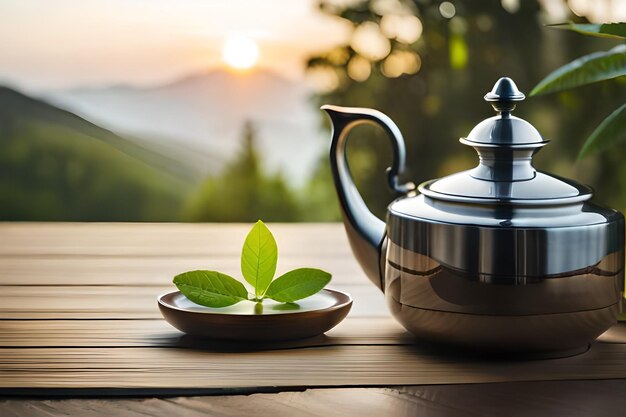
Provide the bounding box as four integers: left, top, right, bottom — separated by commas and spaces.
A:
419, 77, 592, 205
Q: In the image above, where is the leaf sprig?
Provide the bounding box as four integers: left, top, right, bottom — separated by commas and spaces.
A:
173, 221, 331, 308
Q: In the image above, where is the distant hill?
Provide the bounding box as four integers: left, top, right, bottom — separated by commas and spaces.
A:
43, 69, 327, 185
0, 86, 196, 221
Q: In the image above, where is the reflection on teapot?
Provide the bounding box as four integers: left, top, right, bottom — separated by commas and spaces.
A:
323, 77, 625, 358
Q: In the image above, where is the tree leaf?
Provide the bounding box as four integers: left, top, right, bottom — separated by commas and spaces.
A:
579, 103, 626, 158
549, 22, 626, 40
173, 270, 248, 308
530, 45, 626, 96
265, 268, 331, 303
241, 220, 277, 297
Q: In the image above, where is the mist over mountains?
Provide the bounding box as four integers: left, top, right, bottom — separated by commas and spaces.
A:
0, 86, 194, 221
42, 69, 327, 185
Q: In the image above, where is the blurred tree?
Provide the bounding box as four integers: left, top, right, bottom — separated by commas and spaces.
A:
307, 0, 626, 217
184, 121, 301, 222
299, 156, 342, 221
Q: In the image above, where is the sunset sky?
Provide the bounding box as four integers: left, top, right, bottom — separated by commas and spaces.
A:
1, 0, 625, 92
0, 0, 350, 91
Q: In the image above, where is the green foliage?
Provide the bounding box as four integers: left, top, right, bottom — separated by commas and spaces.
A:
0, 87, 191, 221
549, 22, 626, 40
265, 268, 331, 303
298, 157, 342, 221
173, 221, 332, 307
173, 270, 248, 308
531, 21, 625, 159
241, 220, 278, 297
183, 122, 302, 222
530, 45, 626, 95
579, 103, 626, 158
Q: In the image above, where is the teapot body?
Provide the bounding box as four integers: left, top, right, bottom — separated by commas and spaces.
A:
384, 194, 624, 355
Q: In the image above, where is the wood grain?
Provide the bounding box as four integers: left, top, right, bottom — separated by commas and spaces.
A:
0, 224, 366, 286
0, 223, 353, 257
4, 342, 626, 390
4, 380, 626, 417
0, 317, 411, 348
0, 255, 366, 286
0, 284, 387, 319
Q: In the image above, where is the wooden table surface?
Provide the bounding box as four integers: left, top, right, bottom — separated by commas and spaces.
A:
1, 223, 626, 416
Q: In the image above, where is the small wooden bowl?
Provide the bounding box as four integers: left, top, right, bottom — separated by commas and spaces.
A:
158, 289, 352, 341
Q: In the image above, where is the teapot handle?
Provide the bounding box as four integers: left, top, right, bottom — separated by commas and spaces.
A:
321, 105, 415, 290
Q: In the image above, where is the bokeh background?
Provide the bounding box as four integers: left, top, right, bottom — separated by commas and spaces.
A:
1, 0, 624, 222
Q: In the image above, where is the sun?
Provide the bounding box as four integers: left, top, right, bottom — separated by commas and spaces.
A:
222, 36, 259, 70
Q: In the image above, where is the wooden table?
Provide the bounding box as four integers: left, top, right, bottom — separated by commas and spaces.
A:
1, 223, 626, 416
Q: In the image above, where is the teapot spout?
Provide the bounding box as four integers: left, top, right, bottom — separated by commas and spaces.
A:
322, 105, 414, 291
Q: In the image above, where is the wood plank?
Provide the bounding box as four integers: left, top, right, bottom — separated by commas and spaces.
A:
3, 380, 626, 417
2, 343, 626, 390
0, 284, 387, 319
0, 256, 366, 286
0, 317, 411, 348
394, 381, 626, 417
0, 223, 353, 257
0, 223, 369, 286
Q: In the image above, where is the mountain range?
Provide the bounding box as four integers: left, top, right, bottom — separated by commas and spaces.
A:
42, 69, 328, 185
0, 86, 196, 221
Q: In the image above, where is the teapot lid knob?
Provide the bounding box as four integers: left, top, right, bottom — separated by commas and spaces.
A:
484, 77, 525, 113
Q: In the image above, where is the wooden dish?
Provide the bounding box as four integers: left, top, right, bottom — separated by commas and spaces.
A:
158, 289, 352, 341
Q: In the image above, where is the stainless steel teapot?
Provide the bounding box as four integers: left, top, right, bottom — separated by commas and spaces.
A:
323, 77, 625, 357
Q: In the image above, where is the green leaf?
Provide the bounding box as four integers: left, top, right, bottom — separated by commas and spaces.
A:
549, 22, 626, 40
173, 270, 248, 308
265, 268, 331, 303
530, 45, 626, 96
241, 220, 278, 297
579, 103, 626, 158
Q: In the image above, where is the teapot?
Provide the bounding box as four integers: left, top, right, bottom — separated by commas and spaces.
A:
322, 77, 624, 357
